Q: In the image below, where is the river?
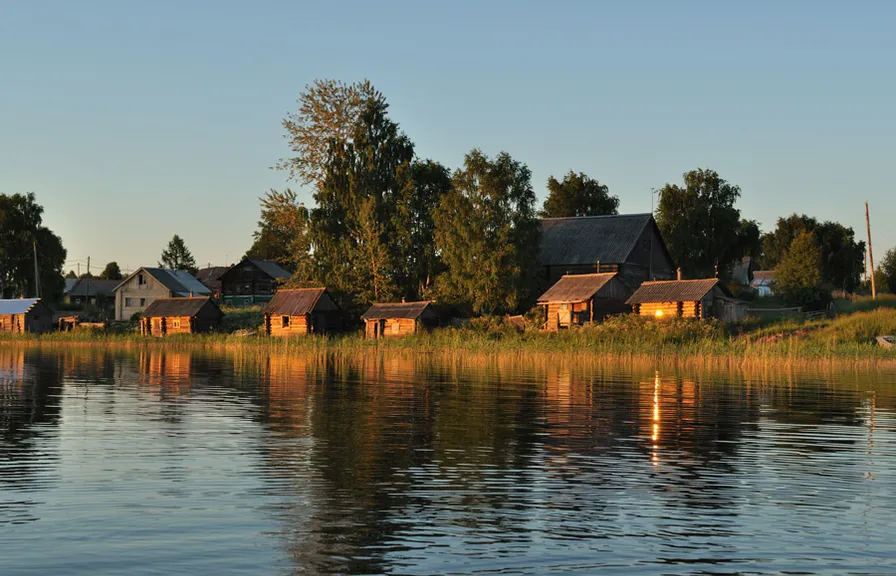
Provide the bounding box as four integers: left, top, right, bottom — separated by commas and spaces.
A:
1, 346, 895, 575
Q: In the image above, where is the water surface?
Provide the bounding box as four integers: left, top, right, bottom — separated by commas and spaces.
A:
1, 347, 895, 575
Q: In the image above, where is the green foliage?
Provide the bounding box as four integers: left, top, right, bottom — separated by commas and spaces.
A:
100, 261, 122, 280
245, 189, 310, 279
158, 234, 198, 274
65, 270, 77, 279
878, 248, 896, 294
655, 169, 757, 279
433, 149, 540, 315
541, 171, 619, 217
0, 192, 66, 300
761, 214, 865, 292
775, 231, 827, 309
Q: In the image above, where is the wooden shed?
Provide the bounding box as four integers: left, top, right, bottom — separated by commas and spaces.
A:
140, 297, 223, 336
262, 288, 341, 336
0, 298, 53, 334
537, 273, 632, 330
626, 278, 745, 322
362, 301, 438, 339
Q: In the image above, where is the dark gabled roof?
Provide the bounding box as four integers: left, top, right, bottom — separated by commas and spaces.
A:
362, 301, 434, 321
263, 288, 336, 316
539, 213, 659, 266
64, 278, 79, 294
247, 259, 292, 281
195, 266, 229, 285
537, 273, 621, 303
626, 279, 730, 305
67, 279, 119, 298
142, 297, 221, 318
0, 298, 44, 315
113, 268, 211, 297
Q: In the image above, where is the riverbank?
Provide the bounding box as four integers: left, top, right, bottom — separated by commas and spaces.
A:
3, 308, 896, 368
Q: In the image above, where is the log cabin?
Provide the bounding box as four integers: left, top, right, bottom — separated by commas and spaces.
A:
262, 288, 341, 336
0, 298, 53, 334
362, 301, 438, 339
538, 214, 676, 291
220, 258, 292, 306
626, 278, 747, 322
139, 297, 223, 336
113, 267, 212, 321
537, 273, 632, 331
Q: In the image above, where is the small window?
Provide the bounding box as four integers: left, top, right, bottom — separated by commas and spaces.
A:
140, 298, 146, 307
125, 297, 134, 307
173, 319, 181, 329
281, 316, 290, 328
138, 274, 146, 286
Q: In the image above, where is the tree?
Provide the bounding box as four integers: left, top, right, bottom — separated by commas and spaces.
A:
433, 150, 540, 315
158, 234, 197, 274
879, 248, 896, 294
0, 192, 66, 299
775, 231, 826, 308
65, 270, 77, 279
760, 214, 864, 292
100, 261, 122, 280
655, 168, 756, 279
245, 189, 311, 279
540, 171, 619, 217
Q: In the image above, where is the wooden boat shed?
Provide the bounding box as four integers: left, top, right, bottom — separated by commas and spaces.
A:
362, 301, 438, 339
0, 298, 53, 334
140, 297, 223, 336
537, 273, 632, 330
626, 278, 747, 322
262, 288, 341, 336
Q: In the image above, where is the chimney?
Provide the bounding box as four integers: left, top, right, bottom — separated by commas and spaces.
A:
676, 268, 682, 281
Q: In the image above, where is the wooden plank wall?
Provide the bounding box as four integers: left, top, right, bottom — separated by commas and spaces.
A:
0, 314, 22, 333
266, 314, 310, 337
367, 318, 418, 338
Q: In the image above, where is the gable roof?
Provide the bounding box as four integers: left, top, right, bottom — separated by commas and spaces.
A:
64, 278, 79, 294
537, 273, 623, 303
539, 213, 662, 266
142, 297, 221, 318
195, 266, 229, 285
66, 279, 119, 298
362, 301, 434, 321
263, 288, 336, 316
626, 279, 730, 305
249, 259, 292, 280
0, 298, 44, 315
113, 267, 211, 297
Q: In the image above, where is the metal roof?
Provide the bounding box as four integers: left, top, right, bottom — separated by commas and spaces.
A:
537, 273, 622, 303
539, 213, 654, 266
263, 288, 336, 316
362, 301, 434, 321
626, 279, 728, 305
113, 268, 211, 297
247, 259, 292, 281
0, 298, 43, 315
66, 279, 119, 298
195, 266, 229, 285
142, 297, 221, 318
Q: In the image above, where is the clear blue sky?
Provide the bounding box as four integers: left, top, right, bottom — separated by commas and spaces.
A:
2, 0, 894, 275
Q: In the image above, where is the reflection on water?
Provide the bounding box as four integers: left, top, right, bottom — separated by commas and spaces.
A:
1, 346, 895, 575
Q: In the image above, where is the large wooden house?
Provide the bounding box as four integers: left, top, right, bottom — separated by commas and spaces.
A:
140, 297, 223, 336
537, 273, 632, 330
538, 214, 676, 290
220, 258, 292, 306
627, 278, 747, 322
262, 288, 341, 336
362, 301, 439, 339
63, 278, 119, 308
113, 267, 212, 321
0, 298, 53, 334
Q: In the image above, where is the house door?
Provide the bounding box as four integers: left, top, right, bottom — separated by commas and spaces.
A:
558, 304, 571, 327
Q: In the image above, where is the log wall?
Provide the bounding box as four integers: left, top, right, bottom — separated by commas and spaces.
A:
266, 314, 310, 337
365, 318, 418, 338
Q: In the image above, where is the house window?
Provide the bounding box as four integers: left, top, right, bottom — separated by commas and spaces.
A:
138, 274, 146, 286
391, 321, 400, 334
140, 298, 146, 307
281, 316, 290, 328
173, 319, 180, 329
125, 297, 134, 307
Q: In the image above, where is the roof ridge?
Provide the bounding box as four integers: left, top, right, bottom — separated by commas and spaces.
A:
541, 213, 651, 221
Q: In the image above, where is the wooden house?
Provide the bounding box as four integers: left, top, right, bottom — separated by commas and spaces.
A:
362, 301, 438, 339
262, 288, 341, 336
537, 273, 632, 330
63, 278, 119, 308
195, 266, 229, 300
0, 298, 53, 334
626, 278, 747, 322
113, 267, 212, 321
538, 214, 676, 290
139, 297, 223, 336
220, 258, 292, 306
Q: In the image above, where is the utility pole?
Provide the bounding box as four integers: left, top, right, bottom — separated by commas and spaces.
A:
649, 188, 656, 281
86, 256, 91, 305
866, 201, 876, 300
32, 240, 40, 298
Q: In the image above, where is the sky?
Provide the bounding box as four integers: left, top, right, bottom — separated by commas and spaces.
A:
2, 0, 894, 275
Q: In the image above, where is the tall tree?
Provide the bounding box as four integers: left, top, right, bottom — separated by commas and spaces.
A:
879, 248, 896, 294
100, 261, 122, 280
655, 168, 756, 279
761, 214, 864, 291
541, 171, 619, 217
65, 270, 77, 279
158, 234, 197, 274
245, 189, 311, 279
433, 150, 540, 315
0, 192, 66, 299
775, 231, 825, 308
